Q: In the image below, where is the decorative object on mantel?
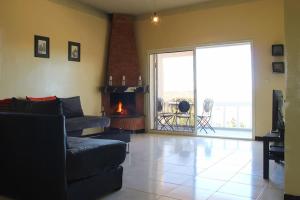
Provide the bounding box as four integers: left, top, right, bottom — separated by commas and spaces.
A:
68, 41, 81, 62
272, 62, 285, 73
122, 75, 126, 86
138, 75, 142, 86
272, 44, 284, 56
109, 75, 113, 86
100, 85, 149, 94
34, 35, 50, 58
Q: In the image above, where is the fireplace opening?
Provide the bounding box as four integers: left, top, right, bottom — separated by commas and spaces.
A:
110, 93, 136, 116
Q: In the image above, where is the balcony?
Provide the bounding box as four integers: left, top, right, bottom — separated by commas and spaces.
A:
156, 101, 252, 139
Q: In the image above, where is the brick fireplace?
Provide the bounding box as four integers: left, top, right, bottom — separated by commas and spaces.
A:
101, 14, 147, 132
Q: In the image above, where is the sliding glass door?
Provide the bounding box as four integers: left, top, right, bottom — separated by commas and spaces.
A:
195, 43, 252, 139
149, 42, 253, 139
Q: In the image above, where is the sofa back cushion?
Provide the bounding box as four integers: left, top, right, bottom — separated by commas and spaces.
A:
11, 98, 28, 113
11, 98, 63, 115
60, 96, 84, 118
28, 100, 63, 115
0, 98, 13, 112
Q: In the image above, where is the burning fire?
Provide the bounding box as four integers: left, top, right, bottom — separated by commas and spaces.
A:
116, 100, 123, 113
115, 100, 128, 115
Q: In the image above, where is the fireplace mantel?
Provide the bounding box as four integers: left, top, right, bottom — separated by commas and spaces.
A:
100, 85, 149, 94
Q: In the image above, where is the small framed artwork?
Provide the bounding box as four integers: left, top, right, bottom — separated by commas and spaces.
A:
272, 44, 284, 56
272, 62, 285, 73
34, 35, 50, 58
68, 41, 81, 62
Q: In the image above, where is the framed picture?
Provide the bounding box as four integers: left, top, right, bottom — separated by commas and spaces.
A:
272, 44, 284, 56
68, 41, 81, 62
272, 62, 285, 73
34, 35, 49, 58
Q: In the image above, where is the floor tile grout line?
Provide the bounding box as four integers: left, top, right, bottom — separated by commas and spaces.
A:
123, 187, 167, 199
193, 149, 239, 176
255, 183, 269, 200
212, 158, 257, 199
156, 194, 182, 200
176, 149, 250, 200
210, 191, 257, 199
124, 173, 186, 197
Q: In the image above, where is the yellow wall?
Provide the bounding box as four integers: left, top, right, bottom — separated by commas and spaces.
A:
0, 0, 108, 115
284, 0, 300, 196
135, 0, 285, 137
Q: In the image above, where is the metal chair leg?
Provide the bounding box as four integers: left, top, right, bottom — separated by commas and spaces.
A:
126, 143, 130, 153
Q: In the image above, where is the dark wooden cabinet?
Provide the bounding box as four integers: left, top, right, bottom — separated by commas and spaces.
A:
263, 132, 284, 179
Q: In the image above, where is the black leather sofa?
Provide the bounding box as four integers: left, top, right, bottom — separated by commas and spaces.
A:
0, 97, 127, 200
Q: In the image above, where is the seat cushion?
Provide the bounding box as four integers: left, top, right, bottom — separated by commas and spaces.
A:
90, 130, 131, 143
66, 137, 126, 182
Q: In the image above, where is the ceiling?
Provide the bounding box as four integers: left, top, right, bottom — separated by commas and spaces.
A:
75, 0, 213, 15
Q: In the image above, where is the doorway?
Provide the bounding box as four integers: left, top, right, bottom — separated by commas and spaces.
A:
149, 42, 253, 139
150, 51, 195, 133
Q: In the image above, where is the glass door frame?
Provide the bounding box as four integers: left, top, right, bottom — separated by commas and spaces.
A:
148, 47, 198, 135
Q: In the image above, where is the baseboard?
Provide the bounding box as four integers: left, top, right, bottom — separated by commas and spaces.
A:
255, 136, 264, 141
285, 194, 300, 200
105, 127, 145, 133
132, 129, 145, 133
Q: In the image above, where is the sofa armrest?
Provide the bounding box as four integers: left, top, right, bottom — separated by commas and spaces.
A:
0, 112, 67, 200
66, 116, 110, 132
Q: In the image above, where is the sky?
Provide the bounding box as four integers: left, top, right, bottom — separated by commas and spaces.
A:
161, 43, 252, 104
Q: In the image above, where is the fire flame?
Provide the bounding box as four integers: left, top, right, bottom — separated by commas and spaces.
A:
116, 101, 123, 113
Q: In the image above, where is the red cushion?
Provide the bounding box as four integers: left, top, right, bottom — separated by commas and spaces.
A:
0, 98, 13, 105
26, 96, 57, 102
0, 98, 13, 111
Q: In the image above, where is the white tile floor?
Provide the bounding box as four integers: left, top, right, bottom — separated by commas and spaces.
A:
102, 134, 284, 200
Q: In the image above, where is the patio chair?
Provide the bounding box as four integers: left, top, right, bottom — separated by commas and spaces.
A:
156, 98, 174, 131
174, 99, 191, 131
197, 98, 215, 133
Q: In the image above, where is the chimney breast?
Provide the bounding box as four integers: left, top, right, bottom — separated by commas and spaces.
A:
107, 14, 140, 86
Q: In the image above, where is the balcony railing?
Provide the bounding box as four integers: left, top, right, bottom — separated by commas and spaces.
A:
208, 102, 252, 130
156, 101, 251, 131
